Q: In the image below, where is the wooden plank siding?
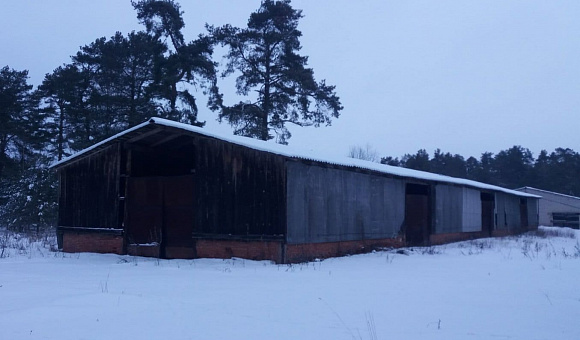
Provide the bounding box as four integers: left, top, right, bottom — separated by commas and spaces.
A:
124, 132, 287, 238
58, 143, 120, 229
190, 135, 287, 238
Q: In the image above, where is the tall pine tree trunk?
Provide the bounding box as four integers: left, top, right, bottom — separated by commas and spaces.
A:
57, 101, 65, 161
261, 83, 270, 141
261, 56, 271, 141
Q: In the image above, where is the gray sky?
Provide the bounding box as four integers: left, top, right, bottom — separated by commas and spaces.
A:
2, 1, 579, 160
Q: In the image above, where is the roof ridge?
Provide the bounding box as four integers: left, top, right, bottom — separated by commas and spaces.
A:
52, 117, 540, 199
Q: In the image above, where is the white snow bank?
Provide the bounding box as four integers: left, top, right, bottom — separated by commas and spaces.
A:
1, 226, 578, 340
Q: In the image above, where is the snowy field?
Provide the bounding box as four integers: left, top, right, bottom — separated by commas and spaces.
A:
1, 227, 579, 340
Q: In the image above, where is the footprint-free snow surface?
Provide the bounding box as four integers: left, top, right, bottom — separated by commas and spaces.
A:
1, 227, 579, 340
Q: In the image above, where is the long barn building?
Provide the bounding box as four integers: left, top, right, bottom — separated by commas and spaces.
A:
51, 118, 539, 263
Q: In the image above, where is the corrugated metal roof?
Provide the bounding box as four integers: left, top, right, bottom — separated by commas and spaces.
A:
51, 117, 540, 198
516, 187, 580, 200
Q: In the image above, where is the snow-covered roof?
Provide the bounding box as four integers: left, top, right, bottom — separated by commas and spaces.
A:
516, 187, 580, 200
52, 117, 539, 198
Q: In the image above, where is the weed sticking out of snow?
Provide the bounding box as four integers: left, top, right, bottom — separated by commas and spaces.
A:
0, 228, 57, 259
533, 226, 576, 239
457, 239, 496, 256
420, 246, 445, 255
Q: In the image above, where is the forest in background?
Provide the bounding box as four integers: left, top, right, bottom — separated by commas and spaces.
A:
379, 146, 580, 197
1, 0, 578, 232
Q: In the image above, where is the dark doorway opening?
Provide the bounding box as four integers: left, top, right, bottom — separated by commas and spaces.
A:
481, 193, 495, 236
123, 134, 197, 258
125, 175, 195, 259
405, 183, 431, 246
520, 198, 528, 229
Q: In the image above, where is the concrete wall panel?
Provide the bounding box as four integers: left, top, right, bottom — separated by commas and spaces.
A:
462, 188, 482, 232
286, 162, 404, 244
434, 185, 463, 234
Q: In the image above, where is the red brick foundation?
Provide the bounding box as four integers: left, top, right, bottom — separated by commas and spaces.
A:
285, 238, 404, 263
194, 239, 284, 263
491, 229, 517, 237
62, 232, 124, 255
491, 226, 537, 237
431, 226, 538, 245
430, 231, 488, 245
59, 226, 538, 261
127, 244, 160, 258
165, 246, 196, 259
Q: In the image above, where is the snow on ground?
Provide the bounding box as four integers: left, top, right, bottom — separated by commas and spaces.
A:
1, 227, 579, 340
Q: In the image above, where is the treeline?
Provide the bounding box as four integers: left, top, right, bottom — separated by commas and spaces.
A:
380, 146, 580, 196
0, 0, 341, 231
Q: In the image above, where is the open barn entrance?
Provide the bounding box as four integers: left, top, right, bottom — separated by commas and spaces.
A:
481, 193, 495, 236
125, 175, 194, 259
405, 183, 431, 246
121, 129, 197, 259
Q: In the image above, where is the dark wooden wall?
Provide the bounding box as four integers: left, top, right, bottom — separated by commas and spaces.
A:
58, 144, 120, 229
127, 134, 287, 238
191, 136, 287, 237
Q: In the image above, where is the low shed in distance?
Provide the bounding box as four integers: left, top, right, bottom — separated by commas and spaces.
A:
52, 118, 540, 263
516, 187, 580, 229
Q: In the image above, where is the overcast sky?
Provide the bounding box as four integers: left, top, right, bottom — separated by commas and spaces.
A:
2, 1, 579, 160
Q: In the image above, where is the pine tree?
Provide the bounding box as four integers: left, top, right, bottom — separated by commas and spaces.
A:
72, 32, 166, 138
400, 149, 431, 172
133, 0, 220, 126
547, 148, 580, 196
0, 66, 56, 231
0, 66, 34, 181
209, 0, 342, 144
37, 64, 91, 159
492, 146, 534, 188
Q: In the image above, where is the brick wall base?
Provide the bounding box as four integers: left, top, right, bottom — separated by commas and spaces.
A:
431, 226, 538, 245
194, 239, 283, 263
60, 226, 538, 261
127, 244, 160, 258
62, 232, 124, 255
492, 229, 517, 237
165, 246, 195, 259
430, 231, 489, 245
493, 225, 537, 237
285, 238, 404, 263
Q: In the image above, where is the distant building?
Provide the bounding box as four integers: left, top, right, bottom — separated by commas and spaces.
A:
516, 187, 580, 229
51, 118, 540, 263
